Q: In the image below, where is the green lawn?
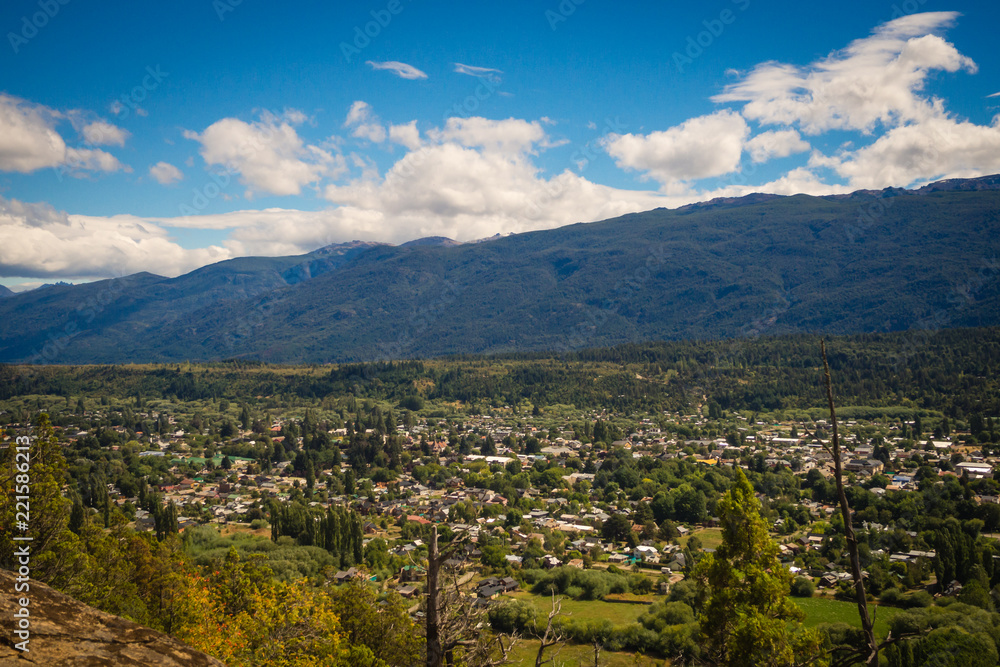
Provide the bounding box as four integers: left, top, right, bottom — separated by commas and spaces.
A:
506, 591, 651, 624
679, 527, 723, 551
506, 639, 661, 666
794, 596, 902, 638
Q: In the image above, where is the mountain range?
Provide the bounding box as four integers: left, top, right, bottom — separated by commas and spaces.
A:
3, 175, 999, 364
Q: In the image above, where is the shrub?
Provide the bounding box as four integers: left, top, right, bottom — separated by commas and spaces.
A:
790, 576, 815, 598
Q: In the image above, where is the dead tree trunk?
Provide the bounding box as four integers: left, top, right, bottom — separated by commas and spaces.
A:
821, 340, 878, 665
427, 525, 444, 667
534, 593, 565, 667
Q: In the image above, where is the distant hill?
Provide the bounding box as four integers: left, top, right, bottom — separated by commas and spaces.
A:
2, 176, 999, 364
0, 285, 13, 298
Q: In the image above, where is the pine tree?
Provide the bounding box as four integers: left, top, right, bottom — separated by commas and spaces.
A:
694, 468, 823, 666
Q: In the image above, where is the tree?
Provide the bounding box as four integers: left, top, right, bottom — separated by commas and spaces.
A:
425, 526, 516, 666
601, 514, 632, 543
534, 593, 566, 667
819, 341, 877, 665
0, 413, 84, 589
694, 468, 822, 666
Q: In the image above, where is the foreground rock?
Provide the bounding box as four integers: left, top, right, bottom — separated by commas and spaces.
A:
0, 569, 224, 666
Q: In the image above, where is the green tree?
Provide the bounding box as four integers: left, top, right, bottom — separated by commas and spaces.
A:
694, 468, 823, 666
0, 413, 85, 589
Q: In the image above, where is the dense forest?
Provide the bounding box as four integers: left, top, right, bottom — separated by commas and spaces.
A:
3, 326, 998, 418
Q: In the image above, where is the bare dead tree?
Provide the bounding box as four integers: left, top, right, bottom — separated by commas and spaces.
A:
535, 592, 566, 667
819, 340, 878, 665
426, 525, 518, 667
592, 639, 603, 667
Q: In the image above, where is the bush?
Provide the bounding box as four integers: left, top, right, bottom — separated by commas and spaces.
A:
638, 601, 695, 631
249, 518, 268, 530
879, 588, 932, 608
790, 576, 815, 598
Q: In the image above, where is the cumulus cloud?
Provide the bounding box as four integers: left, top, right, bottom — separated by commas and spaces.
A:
745, 129, 811, 163
453, 63, 503, 83
0, 94, 128, 176
0, 196, 229, 280
428, 116, 548, 155
0, 94, 68, 172
602, 110, 750, 186
114, 113, 681, 258
63, 148, 125, 175
343, 101, 387, 143
714, 12, 976, 134
817, 115, 1000, 189
308, 115, 675, 248
184, 110, 345, 197
149, 161, 184, 185
82, 121, 129, 147
389, 121, 422, 150
366, 60, 428, 80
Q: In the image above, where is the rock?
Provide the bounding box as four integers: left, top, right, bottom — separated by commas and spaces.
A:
0, 568, 224, 666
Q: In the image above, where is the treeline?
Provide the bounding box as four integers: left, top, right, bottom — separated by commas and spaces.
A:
4, 327, 998, 416
270, 503, 364, 569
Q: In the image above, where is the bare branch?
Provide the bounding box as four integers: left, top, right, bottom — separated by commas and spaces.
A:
535, 592, 566, 667
821, 340, 878, 666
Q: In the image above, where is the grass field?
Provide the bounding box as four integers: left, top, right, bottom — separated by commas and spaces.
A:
679, 527, 723, 550
506, 639, 662, 666
506, 591, 651, 624
795, 596, 902, 638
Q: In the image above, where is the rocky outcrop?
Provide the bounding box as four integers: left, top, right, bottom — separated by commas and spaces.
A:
0, 569, 224, 666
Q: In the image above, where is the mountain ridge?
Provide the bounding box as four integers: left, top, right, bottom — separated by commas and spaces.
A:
2, 176, 999, 364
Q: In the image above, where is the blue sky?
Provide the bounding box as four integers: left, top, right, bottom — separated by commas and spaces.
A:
1, 0, 999, 289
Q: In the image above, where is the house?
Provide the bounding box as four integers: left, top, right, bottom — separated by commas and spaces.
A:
666, 552, 686, 571
334, 567, 361, 583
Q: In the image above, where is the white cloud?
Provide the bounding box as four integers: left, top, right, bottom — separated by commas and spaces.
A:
453, 63, 502, 83
366, 60, 428, 80
745, 129, 811, 163
82, 121, 129, 147
389, 121, 422, 150
988, 92, 1000, 98
115, 114, 682, 257
184, 110, 345, 197
0, 197, 229, 279
714, 12, 976, 134
0, 94, 67, 173
428, 116, 547, 155
0, 95, 129, 176
819, 115, 1000, 189
344, 101, 372, 126
343, 100, 387, 143
149, 161, 184, 185
63, 148, 126, 174
602, 110, 750, 185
